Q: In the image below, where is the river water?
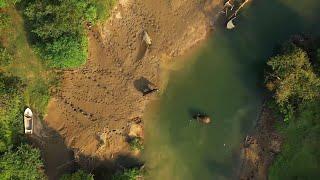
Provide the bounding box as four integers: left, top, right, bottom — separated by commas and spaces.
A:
144, 0, 320, 179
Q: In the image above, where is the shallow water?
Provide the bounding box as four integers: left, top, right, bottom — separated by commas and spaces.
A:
144, 0, 320, 179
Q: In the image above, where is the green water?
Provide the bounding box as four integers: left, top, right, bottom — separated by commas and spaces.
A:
144, 0, 320, 179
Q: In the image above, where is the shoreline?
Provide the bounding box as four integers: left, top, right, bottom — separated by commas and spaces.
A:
40, 0, 224, 177
239, 98, 282, 180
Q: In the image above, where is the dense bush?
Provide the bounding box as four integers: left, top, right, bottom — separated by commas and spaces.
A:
23, 0, 115, 68
0, 13, 11, 34
266, 44, 320, 106
269, 101, 320, 179
0, 73, 23, 153
129, 137, 144, 151
267, 39, 320, 179
0, 0, 20, 8
24, 78, 50, 115
0, 144, 45, 180
112, 168, 142, 180
60, 170, 94, 180
39, 35, 87, 68
0, 47, 13, 67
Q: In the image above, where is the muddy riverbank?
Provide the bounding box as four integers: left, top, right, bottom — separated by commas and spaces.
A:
41, 0, 223, 177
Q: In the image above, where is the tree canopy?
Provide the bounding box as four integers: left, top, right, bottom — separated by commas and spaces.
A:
0, 0, 20, 8
0, 73, 23, 153
23, 0, 100, 68
0, 144, 45, 180
268, 38, 320, 179
21, 0, 115, 68
266, 44, 320, 106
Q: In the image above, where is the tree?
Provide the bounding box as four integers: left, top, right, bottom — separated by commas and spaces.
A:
266, 44, 320, 106
22, 0, 115, 68
60, 170, 94, 180
0, 144, 45, 180
23, 0, 95, 68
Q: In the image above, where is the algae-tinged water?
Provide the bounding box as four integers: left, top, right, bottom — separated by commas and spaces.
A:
144, 0, 320, 179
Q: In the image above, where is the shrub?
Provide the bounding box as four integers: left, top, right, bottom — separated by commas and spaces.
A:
266, 44, 320, 106
0, 0, 20, 8
22, 0, 114, 68
112, 168, 142, 180
60, 170, 94, 180
0, 13, 11, 34
0, 47, 13, 67
0, 73, 23, 153
129, 137, 144, 151
39, 35, 87, 68
22, 0, 115, 68
269, 101, 320, 179
267, 39, 320, 179
0, 144, 45, 180
24, 78, 50, 116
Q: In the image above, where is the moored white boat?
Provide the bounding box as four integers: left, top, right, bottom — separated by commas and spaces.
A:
24, 108, 33, 134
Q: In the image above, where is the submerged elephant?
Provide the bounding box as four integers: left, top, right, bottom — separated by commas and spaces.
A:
193, 113, 211, 124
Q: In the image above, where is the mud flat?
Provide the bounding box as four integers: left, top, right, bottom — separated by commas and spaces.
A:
239, 104, 282, 180
43, 0, 223, 174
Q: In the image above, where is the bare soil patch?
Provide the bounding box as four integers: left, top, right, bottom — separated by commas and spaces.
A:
239, 104, 283, 180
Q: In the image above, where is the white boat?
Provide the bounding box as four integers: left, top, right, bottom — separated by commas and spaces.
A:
24, 108, 33, 134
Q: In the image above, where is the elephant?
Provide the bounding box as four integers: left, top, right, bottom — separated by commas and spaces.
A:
193, 113, 211, 124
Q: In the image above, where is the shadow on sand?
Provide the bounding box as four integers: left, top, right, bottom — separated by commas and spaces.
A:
29, 116, 143, 180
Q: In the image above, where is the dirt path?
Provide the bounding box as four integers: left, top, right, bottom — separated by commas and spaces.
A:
43, 0, 223, 175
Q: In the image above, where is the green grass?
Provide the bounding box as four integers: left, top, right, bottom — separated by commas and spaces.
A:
1, 8, 56, 117
269, 101, 320, 179
94, 0, 117, 22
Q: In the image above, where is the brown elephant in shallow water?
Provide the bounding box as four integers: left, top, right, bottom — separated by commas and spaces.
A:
193, 114, 211, 124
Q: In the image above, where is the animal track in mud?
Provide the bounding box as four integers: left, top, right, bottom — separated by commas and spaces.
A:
56, 94, 99, 122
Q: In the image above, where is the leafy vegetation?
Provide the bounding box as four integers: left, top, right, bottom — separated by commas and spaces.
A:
60, 170, 94, 180
24, 79, 50, 116
0, 13, 10, 34
266, 43, 320, 107
1, 0, 115, 178
0, 73, 24, 153
0, 5, 48, 180
129, 137, 144, 151
0, 72, 45, 180
0, 0, 20, 8
0, 47, 12, 69
22, 0, 115, 68
0, 144, 45, 180
269, 101, 320, 179
267, 38, 320, 179
112, 168, 142, 180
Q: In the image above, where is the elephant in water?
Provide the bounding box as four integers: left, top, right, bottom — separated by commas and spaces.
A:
193, 113, 211, 124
